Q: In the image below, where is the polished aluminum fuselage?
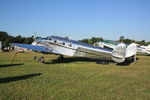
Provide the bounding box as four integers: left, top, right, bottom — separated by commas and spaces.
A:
35, 36, 113, 60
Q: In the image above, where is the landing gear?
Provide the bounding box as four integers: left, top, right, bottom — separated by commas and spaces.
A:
33, 56, 37, 60
57, 55, 64, 62
134, 55, 136, 62
105, 61, 109, 64
33, 56, 45, 63
37, 56, 45, 63
96, 60, 109, 64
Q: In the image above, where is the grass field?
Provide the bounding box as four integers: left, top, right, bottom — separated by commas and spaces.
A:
0, 52, 150, 100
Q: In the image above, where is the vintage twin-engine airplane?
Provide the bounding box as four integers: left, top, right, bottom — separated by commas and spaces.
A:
12, 36, 127, 63
94, 40, 137, 60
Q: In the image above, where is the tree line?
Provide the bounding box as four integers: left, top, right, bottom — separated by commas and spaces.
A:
0, 31, 150, 48
79, 37, 103, 45
79, 36, 150, 45
0, 31, 34, 48
118, 36, 150, 45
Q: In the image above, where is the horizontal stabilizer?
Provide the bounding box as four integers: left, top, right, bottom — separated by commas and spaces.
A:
11, 43, 51, 53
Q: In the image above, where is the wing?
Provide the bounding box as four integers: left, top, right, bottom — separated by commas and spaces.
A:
11, 43, 52, 53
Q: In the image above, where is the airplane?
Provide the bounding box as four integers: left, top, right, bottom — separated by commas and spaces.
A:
137, 45, 150, 54
94, 40, 137, 61
11, 36, 127, 64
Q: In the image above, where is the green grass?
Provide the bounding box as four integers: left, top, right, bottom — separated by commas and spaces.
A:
0, 52, 150, 100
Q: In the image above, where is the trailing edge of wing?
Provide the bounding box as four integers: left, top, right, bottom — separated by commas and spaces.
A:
11, 43, 51, 52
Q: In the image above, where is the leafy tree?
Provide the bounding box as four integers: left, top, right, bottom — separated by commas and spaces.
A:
3, 38, 11, 47
24, 36, 34, 44
118, 36, 149, 45
0, 31, 34, 48
79, 37, 103, 44
119, 36, 125, 42
79, 39, 89, 43
0, 31, 9, 41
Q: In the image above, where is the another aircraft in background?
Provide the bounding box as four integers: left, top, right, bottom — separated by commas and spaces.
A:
137, 45, 150, 54
11, 36, 127, 64
94, 40, 137, 61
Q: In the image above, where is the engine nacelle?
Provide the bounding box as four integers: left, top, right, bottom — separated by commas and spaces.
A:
111, 43, 126, 63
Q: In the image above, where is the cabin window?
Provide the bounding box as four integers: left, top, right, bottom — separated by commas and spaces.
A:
63, 42, 65, 45
69, 44, 72, 47
54, 40, 57, 43
49, 38, 52, 40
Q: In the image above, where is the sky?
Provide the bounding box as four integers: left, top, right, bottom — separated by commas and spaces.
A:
0, 0, 150, 41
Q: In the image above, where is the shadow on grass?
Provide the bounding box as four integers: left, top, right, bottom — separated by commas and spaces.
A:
0, 73, 41, 84
45, 57, 98, 64
146, 54, 150, 56
0, 63, 24, 68
44, 57, 114, 64
116, 58, 139, 66
45, 57, 139, 66
138, 54, 150, 56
